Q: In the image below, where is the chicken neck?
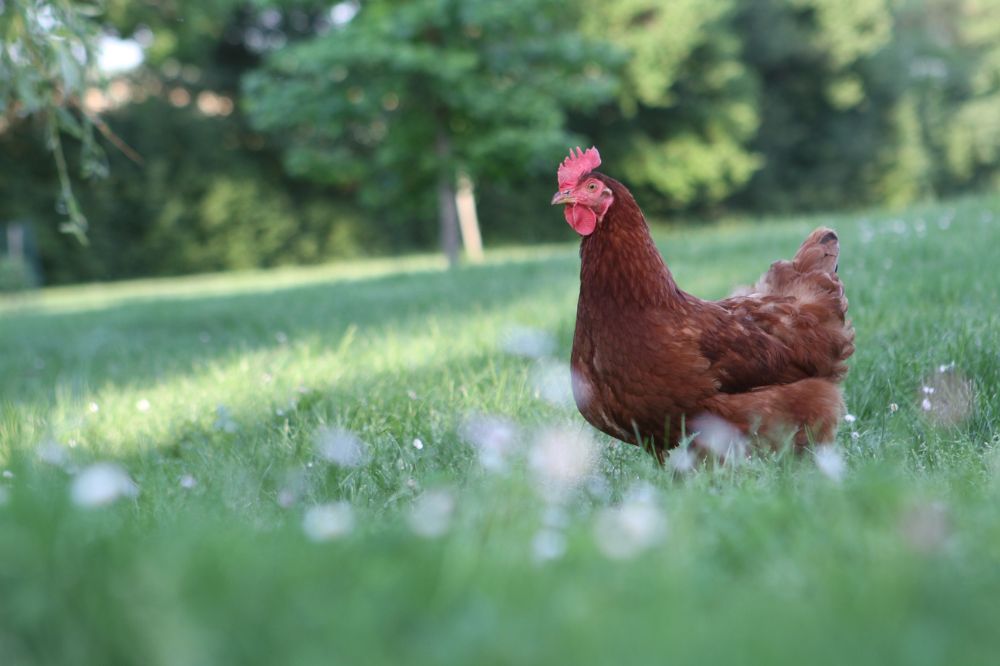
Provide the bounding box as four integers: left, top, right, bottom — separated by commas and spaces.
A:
578, 178, 686, 310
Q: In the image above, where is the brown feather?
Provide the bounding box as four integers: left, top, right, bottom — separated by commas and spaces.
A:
569, 175, 855, 458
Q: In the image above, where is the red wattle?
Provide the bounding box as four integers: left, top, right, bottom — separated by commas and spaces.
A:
565, 205, 597, 236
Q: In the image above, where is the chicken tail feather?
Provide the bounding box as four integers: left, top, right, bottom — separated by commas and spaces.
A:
700, 378, 845, 449
793, 226, 840, 275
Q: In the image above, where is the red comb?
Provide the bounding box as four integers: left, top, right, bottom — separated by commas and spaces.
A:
557, 146, 601, 189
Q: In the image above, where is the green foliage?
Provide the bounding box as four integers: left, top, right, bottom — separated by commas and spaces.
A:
180, 173, 372, 270
6, 0, 1000, 284
578, 0, 761, 211
928, 0, 1000, 189
0, 0, 107, 239
733, 0, 897, 211
102, 0, 245, 68
792, 0, 893, 70
243, 0, 617, 234
737, 0, 1000, 211
1, 196, 1000, 662
0, 95, 370, 284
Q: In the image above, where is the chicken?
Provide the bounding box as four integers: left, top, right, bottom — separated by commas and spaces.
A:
551, 147, 855, 458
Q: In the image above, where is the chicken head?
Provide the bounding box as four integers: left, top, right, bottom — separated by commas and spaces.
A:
551, 146, 614, 236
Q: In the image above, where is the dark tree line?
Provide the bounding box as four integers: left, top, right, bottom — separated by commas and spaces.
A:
2, 0, 999, 285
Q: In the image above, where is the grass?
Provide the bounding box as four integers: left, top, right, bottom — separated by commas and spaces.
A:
2, 194, 999, 665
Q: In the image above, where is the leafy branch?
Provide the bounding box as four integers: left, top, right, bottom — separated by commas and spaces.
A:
0, 0, 107, 242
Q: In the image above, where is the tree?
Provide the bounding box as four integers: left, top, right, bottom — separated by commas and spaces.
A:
243, 0, 616, 266
0, 0, 106, 240
734, 0, 896, 211
575, 0, 761, 214
910, 0, 1000, 193
1, 1, 380, 284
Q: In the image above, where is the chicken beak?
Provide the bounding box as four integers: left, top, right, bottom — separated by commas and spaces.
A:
551, 190, 574, 206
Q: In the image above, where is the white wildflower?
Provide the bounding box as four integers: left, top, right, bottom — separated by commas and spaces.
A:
71, 463, 138, 508
460, 414, 518, 472
37, 441, 69, 467
314, 427, 369, 468
919, 372, 974, 425
412, 438, 424, 450
690, 413, 747, 460
668, 447, 696, 474
407, 489, 455, 538
814, 446, 846, 482
87, 402, 100, 414
530, 360, 574, 407
529, 425, 597, 500
889, 403, 899, 413
843, 413, 857, 424
500, 326, 555, 359
593, 485, 667, 559
585, 474, 611, 502
179, 474, 197, 489
302, 502, 354, 541
277, 488, 297, 508
136, 398, 151, 412
532, 528, 566, 563
1, 470, 12, 479
213, 405, 238, 433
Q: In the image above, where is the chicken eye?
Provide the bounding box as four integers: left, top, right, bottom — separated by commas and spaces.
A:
587, 183, 598, 192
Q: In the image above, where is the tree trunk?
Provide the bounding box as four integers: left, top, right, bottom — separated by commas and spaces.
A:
6, 223, 25, 260
455, 170, 484, 263
435, 131, 460, 268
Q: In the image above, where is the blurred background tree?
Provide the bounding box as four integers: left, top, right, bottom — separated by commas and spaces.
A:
734, 0, 896, 211
243, 0, 616, 266
576, 0, 761, 216
1, 0, 999, 285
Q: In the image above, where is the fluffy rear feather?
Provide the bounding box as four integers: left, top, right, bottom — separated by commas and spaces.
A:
702, 378, 845, 449
703, 227, 855, 393
694, 228, 853, 447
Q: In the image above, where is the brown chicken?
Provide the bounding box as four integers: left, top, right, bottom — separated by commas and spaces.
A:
551, 147, 855, 458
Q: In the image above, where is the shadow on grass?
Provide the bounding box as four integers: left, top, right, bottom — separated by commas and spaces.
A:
1, 255, 579, 405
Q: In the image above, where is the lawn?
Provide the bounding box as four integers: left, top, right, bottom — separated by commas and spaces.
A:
1, 195, 999, 665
